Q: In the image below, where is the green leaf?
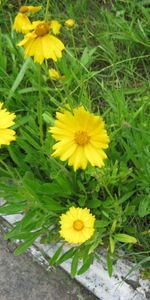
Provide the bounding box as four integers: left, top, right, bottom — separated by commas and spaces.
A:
42, 198, 64, 211
138, 196, 150, 217
14, 235, 38, 256
39, 181, 72, 197
40, 233, 53, 244
78, 196, 87, 207
87, 198, 101, 208
8, 58, 31, 99
110, 220, 117, 233
71, 251, 79, 278
5, 229, 43, 241
77, 255, 93, 275
107, 253, 113, 277
88, 239, 101, 254
57, 247, 75, 265
119, 191, 135, 204
21, 210, 39, 228
8, 145, 29, 171
20, 129, 40, 150
109, 236, 115, 254
95, 220, 110, 228
42, 112, 54, 125
114, 233, 137, 244
0, 203, 26, 214
56, 175, 73, 195
49, 244, 64, 266
4, 223, 22, 240
80, 47, 97, 67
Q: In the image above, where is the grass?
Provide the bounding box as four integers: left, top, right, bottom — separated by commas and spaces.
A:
0, 0, 150, 278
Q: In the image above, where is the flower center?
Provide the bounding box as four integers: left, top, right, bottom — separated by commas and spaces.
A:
19, 6, 29, 13
73, 220, 84, 231
74, 131, 90, 146
35, 23, 49, 37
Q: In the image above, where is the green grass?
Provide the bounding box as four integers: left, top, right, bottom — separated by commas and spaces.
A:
0, 0, 150, 278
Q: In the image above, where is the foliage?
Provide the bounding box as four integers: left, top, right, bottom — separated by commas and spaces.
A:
0, 0, 150, 277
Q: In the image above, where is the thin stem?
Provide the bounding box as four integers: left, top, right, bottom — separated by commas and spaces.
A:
37, 65, 44, 146
45, 0, 50, 21
50, 78, 66, 104
71, 31, 78, 59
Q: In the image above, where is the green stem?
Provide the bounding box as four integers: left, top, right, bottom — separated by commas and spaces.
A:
45, 0, 50, 21
71, 31, 78, 59
37, 66, 44, 146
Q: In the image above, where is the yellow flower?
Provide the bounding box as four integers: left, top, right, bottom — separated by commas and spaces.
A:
13, 6, 42, 34
49, 68, 61, 80
48, 68, 66, 81
19, 6, 42, 13
50, 20, 61, 35
59, 207, 95, 244
49, 106, 110, 171
17, 21, 65, 64
13, 13, 32, 34
64, 19, 75, 28
0, 102, 16, 146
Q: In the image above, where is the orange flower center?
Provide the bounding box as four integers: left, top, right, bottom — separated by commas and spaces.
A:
74, 131, 90, 146
19, 6, 29, 13
35, 23, 49, 37
73, 220, 84, 231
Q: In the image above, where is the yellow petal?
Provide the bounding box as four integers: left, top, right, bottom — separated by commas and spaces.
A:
0, 129, 16, 146
68, 146, 88, 171
0, 108, 16, 129
50, 20, 61, 35
42, 34, 64, 61
52, 139, 75, 158
49, 68, 61, 80
84, 144, 105, 167
13, 13, 32, 34
26, 6, 42, 13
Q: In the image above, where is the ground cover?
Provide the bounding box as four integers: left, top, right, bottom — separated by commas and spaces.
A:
0, 0, 150, 278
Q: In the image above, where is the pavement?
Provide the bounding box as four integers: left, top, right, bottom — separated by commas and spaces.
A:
0, 220, 97, 300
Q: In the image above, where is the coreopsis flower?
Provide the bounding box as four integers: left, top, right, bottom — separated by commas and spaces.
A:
59, 207, 95, 244
13, 5, 42, 34
17, 21, 65, 64
49, 68, 61, 80
64, 19, 75, 28
49, 106, 110, 171
0, 103, 16, 146
49, 68, 65, 81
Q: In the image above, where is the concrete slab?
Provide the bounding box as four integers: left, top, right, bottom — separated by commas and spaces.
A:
0, 221, 97, 300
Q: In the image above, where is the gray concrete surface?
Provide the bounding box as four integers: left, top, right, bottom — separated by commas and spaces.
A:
0, 222, 97, 300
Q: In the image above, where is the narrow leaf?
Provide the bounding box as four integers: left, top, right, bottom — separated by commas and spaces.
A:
8, 58, 31, 99
57, 247, 75, 265
77, 255, 93, 275
49, 244, 64, 266
109, 236, 115, 254
107, 253, 113, 277
14, 236, 37, 256
115, 233, 137, 244
71, 251, 79, 278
